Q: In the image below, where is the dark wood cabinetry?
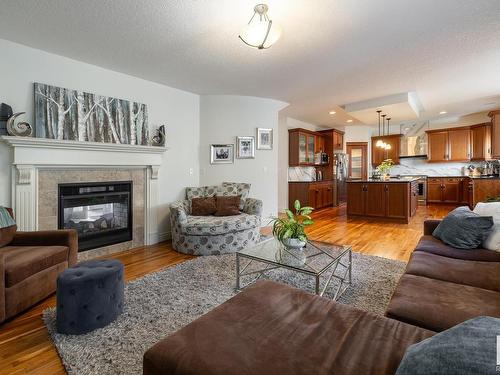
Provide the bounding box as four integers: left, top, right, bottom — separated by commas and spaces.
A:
427, 177, 467, 204
371, 134, 402, 166
471, 123, 492, 161
488, 111, 500, 159
289, 129, 317, 166
318, 129, 345, 152
346, 181, 416, 223
427, 126, 471, 162
289, 181, 335, 210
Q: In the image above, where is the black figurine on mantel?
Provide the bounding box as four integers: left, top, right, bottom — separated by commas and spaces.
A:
0, 103, 13, 136
151, 125, 166, 147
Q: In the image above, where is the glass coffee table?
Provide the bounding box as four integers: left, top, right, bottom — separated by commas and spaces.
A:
236, 238, 352, 300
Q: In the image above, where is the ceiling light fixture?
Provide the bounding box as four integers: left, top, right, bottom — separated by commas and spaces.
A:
329, 111, 336, 115
239, 4, 282, 49
439, 111, 447, 115
346, 119, 353, 123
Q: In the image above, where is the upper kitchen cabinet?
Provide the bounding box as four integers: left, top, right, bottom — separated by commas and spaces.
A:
427, 126, 471, 162
471, 123, 492, 161
448, 128, 471, 161
427, 131, 448, 162
289, 129, 316, 166
318, 129, 345, 152
371, 134, 402, 166
289, 128, 331, 166
488, 110, 500, 159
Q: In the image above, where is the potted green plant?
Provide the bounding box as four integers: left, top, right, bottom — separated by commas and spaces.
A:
376, 159, 394, 180
269, 200, 314, 251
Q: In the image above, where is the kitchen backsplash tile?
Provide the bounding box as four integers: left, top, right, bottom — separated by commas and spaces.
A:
390, 158, 480, 176
288, 166, 316, 181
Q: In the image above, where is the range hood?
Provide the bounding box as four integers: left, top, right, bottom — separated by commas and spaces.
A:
399, 121, 429, 158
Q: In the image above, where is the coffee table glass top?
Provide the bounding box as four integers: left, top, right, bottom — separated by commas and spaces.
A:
237, 238, 351, 275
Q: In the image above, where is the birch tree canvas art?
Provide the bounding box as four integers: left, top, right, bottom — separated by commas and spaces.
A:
34, 83, 149, 145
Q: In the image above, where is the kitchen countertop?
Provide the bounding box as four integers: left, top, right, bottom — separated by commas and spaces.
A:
347, 177, 420, 183
288, 180, 335, 183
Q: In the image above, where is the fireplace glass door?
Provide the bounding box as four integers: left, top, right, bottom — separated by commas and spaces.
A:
59, 182, 133, 251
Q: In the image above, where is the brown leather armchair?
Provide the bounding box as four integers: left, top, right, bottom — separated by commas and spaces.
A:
0, 209, 78, 323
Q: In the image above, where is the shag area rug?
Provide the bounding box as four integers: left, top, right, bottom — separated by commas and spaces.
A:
43, 244, 406, 375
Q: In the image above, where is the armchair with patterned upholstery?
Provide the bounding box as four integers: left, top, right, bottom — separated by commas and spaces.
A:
170, 183, 263, 256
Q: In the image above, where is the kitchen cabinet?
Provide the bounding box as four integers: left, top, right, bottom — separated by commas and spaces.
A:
364, 183, 386, 217
371, 134, 402, 166
469, 178, 500, 208
427, 126, 471, 162
426, 177, 462, 204
318, 129, 345, 152
471, 123, 492, 161
289, 129, 319, 166
288, 181, 335, 210
427, 131, 449, 162
488, 111, 500, 159
333, 131, 344, 150
315, 135, 325, 153
346, 180, 415, 223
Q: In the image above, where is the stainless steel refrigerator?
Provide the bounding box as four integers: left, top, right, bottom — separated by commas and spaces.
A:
334, 153, 349, 205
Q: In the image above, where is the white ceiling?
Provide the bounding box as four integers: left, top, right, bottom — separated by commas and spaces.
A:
1, 0, 500, 127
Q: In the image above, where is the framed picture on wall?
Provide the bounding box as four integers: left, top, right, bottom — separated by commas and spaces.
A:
257, 128, 273, 150
210, 144, 234, 164
236, 136, 255, 159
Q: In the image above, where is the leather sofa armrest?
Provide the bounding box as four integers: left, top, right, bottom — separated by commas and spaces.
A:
11, 229, 79, 266
0, 251, 5, 323
423, 220, 441, 235
243, 198, 263, 216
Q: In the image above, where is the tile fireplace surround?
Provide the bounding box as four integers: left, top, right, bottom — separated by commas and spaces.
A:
1, 136, 167, 260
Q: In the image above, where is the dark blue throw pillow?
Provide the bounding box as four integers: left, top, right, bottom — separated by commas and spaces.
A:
396, 316, 500, 375
433, 206, 493, 249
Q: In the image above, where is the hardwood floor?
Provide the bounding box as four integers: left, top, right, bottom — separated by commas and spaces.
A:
0, 204, 454, 374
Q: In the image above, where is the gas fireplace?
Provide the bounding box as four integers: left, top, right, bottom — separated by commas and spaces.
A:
58, 181, 133, 251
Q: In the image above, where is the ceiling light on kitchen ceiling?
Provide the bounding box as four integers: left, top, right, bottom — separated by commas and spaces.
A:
329, 111, 336, 115
346, 119, 353, 123
439, 111, 447, 115
239, 4, 282, 49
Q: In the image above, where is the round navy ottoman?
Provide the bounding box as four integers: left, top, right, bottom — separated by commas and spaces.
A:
56, 259, 124, 335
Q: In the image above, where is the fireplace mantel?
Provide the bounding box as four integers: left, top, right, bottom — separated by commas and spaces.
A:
1, 136, 168, 246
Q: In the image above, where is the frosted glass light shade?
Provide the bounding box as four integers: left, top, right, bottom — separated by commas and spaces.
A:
384, 144, 392, 150
376, 140, 384, 147
239, 4, 282, 49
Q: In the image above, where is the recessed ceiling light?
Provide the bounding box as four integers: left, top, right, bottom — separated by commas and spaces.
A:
439, 111, 447, 115
329, 111, 336, 115
346, 119, 353, 123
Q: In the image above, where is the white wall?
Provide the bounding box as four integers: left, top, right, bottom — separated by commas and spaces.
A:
0, 39, 200, 238
199, 95, 288, 220
277, 116, 324, 211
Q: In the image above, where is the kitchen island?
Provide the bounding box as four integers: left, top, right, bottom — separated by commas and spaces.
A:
346, 178, 419, 223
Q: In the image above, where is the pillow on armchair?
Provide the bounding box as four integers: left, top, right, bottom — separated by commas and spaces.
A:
0, 207, 17, 248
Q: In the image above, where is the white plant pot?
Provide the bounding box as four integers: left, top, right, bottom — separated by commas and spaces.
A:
282, 238, 307, 250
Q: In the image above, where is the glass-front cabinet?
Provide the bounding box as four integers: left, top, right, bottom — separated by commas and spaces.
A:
290, 129, 317, 166
298, 133, 307, 163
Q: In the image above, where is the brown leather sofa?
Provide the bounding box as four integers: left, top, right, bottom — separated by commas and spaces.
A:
144, 220, 500, 374
386, 219, 500, 332
0, 209, 78, 323
144, 280, 434, 375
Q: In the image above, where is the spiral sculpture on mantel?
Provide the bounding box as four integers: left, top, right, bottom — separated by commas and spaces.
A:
6, 112, 33, 137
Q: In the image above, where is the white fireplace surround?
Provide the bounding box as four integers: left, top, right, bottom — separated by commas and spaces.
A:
1, 136, 167, 245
